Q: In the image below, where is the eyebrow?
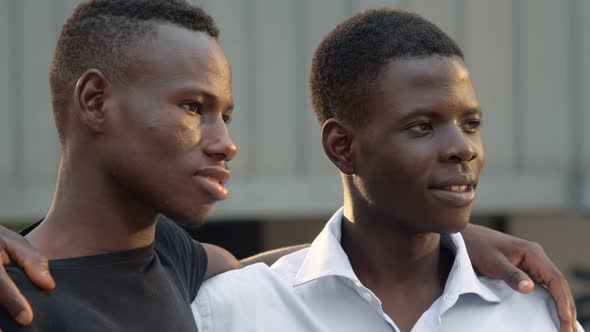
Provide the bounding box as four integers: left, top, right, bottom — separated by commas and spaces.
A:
462, 107, 482, 117
398, 106, 482, 122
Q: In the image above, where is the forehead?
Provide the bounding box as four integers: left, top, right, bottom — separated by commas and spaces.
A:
123, 23, 232, 103
368, 56, 479, 116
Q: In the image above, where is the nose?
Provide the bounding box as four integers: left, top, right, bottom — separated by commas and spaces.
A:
203, 117, 238, 162
439, 125, 478, 163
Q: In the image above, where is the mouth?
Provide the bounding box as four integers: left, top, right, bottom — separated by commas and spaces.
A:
441, 184, 475, 192
194, 166, 231, 201
429, 176, 478, 207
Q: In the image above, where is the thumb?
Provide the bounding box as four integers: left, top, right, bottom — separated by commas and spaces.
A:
501, 259, 534, 293
478, 252, 534, 294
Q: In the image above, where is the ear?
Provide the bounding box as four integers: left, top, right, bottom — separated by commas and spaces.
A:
73, 69, 110, 134
321, 118, 355, 175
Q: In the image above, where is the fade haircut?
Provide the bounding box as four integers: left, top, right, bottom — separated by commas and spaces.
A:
49, 0, 219, 142
309, 8, 464, 127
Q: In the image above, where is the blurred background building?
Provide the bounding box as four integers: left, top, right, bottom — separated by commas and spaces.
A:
0, 0, 589, 326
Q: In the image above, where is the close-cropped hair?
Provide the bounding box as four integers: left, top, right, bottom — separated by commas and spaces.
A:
50, 0, 219, 142
309, 8, 464, 127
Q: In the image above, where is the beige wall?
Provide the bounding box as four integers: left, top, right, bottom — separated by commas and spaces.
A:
511, 215, 590, 295
0, 0, 588, 220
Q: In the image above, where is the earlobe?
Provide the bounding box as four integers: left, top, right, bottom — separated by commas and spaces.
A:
321, 119, 355, 175
74, 69, 109, 133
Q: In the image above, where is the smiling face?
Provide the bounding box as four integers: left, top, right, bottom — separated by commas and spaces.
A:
349, 55, 484, 233
97, 23, 236, 225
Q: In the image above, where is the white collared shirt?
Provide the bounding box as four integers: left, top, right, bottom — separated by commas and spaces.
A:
194, 208, 583, 332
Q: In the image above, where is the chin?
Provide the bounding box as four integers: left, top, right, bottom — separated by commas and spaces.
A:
429, 210, 471, 233
162, 203, 212, 230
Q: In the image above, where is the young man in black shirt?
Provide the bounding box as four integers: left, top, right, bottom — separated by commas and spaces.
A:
0, 0, 235, 330
0, 1, 579, 332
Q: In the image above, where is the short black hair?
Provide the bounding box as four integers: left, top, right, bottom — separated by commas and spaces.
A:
50, 0, 219, 142
309, 8, 464, 126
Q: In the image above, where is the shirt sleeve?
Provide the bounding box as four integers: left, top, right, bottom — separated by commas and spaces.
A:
155, 217, 208, 301
190, 269, 265, 332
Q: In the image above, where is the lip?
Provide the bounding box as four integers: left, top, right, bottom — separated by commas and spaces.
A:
194, 166, 231, 201
429, 174, 478, 208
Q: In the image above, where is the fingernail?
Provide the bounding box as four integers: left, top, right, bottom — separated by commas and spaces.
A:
15, 310, 31, 325
518, 280, 531, 290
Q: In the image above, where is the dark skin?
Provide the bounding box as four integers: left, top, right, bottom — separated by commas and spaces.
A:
27, 25, 236, 259
324, 55, 575, 332
0, 26, 577, 332
1, 23, 237, 328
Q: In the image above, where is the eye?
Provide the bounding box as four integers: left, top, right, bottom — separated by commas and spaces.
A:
222, 114, 232, 124
180, 102, 202, 116
407, 122, 433, 134
462, 118, 482, 133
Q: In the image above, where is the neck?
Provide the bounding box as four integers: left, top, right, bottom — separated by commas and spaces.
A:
341, 180, 452, 292
26, 151, 158, 259
342, 209, 446, 288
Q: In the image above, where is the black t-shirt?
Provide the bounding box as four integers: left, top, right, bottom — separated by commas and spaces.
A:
0, 218, 207, 331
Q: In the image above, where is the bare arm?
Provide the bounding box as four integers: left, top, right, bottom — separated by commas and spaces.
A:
239, 244, 309, 267
202, 243, 240, 279
202, 243, 309, 278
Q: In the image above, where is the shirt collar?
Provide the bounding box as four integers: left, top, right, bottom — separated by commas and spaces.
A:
441, 231, 501, 303
293, 207, 501, 304
294, 207, 359, 286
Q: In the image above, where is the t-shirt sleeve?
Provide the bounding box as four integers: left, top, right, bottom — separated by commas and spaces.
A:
155, 217, 208, 301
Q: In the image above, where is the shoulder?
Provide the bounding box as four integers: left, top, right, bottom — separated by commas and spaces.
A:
154, 216, 206, 265
478, 276, 560, 329
4, 265, 50, 299
194, 263, 283, 330
0, 266, 57, 330
194, 263, 308, 332
198, 263, 281, 298
270, 247, 310, 282
155, 217, 208, 300
155, 217, 194, 247
196, 263, 293, 312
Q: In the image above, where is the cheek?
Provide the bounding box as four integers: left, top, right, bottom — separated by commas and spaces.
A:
142, 113, 201, 158
108, 120, 200, 188
365, 146, 433, 197
161, 121, 201, 153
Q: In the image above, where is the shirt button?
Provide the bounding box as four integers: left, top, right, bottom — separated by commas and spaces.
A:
362, 292, 373, 302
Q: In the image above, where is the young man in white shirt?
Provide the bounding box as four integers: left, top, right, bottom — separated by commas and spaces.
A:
194, 8, 584, 332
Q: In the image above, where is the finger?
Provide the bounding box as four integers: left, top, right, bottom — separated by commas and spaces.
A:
518, 250, 576, 332
2, 238, 54, 291
571, 301, 577, 332
546, 276, 575, 332
0, 265, 33, 325
506, 268, 534, 294
0, 251, 11, 265
487, 254, 535, 293
567, 292, 577, 332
